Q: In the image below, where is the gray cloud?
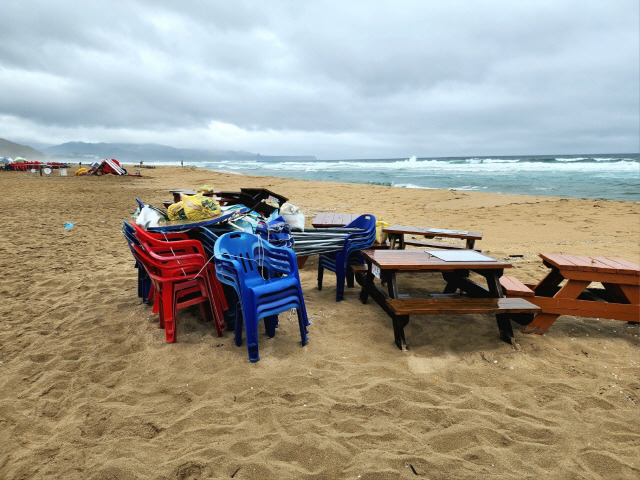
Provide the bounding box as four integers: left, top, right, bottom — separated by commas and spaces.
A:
0, 0, 637, 158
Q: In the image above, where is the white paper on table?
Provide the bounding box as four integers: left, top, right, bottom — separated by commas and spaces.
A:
425, 250, 496, 262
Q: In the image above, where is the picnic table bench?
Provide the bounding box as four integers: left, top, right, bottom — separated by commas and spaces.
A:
500, 253, 639, 334
358, 249, 540, 349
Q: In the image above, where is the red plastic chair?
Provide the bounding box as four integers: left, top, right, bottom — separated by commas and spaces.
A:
127, 222, 228, 330
131, 244, 220, 342
126, 221, 190, 241
142, 243, 227, 337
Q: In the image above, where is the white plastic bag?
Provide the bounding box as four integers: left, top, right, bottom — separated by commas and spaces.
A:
135, 205, 165, 228
280, 202, 305, 231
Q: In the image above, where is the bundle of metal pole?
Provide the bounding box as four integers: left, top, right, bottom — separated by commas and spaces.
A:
289, 228, 361, 256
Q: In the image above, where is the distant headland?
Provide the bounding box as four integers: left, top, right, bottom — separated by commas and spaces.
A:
0, 138, 316, 163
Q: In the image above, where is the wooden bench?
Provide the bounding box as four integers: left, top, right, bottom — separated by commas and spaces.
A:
404, 239, 481, 251
347, 264, 368, 289
499, 275, 535, 297
349, 264, 368, 275
387, 297, 540, 315
385, 297, 541, 349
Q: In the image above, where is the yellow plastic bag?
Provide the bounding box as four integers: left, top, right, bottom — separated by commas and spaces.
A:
375, 220, 389, 244
182, 194, 221, 220
167, 201, 188, 220
196, 184, 215, 195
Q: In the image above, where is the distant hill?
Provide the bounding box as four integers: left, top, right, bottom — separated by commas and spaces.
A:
42, 141, 316, 162
0, 138, 45, 160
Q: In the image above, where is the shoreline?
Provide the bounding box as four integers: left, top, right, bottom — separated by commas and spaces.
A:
1, 165, 638, 479
69, 157, 640, 202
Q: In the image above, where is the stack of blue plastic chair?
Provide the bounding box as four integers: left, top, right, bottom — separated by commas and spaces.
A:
214, 232, 309, 362
192, 227, 220, 257
317, 214, 377, 301
121, 220, 152, 302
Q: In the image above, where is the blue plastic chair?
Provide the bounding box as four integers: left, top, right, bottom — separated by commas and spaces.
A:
191, 227, 244, 329
191, 227, 220, 257
214, 232, 309, 362
317, 214, 377, 301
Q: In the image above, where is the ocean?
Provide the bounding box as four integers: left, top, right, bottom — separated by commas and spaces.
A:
172, 153, 640, 202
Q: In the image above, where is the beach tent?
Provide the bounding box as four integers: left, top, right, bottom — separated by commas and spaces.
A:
1, 157, 8, 164
90, 158, 127, 175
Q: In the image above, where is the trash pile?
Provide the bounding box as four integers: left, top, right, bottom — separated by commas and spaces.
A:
76, 158, 141, 177
122, 185, 376, 360
131, 186, 365, 257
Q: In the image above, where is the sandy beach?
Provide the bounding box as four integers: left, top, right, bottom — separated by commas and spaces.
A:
0, 165, 638, 480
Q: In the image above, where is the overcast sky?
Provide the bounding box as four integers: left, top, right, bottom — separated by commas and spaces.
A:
1, 1, 638, 159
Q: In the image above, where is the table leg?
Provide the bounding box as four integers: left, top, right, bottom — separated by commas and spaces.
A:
443, 270, 484, 297
389, 233, 398, 250
392, 315, 410, 350
603, 283, 639, 305
359, 262, 373, 304
358, 268, 408, 349
442, 272, 459, 294
484, 271, 514, 343
386, 271, 399, 299
496, 313, 515, 344
533, 267, 564, 296
346, 266, 355, 288
484, 271, 504, 297
466, 239, 475, 250
383, 274, 408, 350
524, 279, 591, 334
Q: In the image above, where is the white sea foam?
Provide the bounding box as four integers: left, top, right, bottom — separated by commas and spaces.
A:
480, 158, 520, 163
164, 153, 638, 201
450, 185, 487, 191
398, 183, 430, 189
257, 159, 639, 174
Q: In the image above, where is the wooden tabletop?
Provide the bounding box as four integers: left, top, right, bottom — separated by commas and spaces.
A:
362, 249, 511, 271
540, 253, 640, 275
312, 212, 361, 228
383, 225, 483, 240
170, 189, 198, 196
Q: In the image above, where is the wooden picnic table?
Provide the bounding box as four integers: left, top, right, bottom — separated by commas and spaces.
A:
521, 253, 640, 334
357, 249, 539, 349
311, 212, 361, 228
164, 189, 215, 208
170, 189, 199, 203
383, 225, 483, 250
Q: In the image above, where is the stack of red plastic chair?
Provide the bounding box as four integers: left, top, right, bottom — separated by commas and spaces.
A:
121, 220, 190, 302
126, 222, 228, 342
